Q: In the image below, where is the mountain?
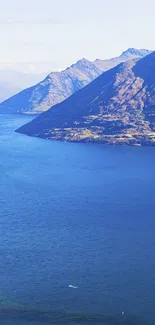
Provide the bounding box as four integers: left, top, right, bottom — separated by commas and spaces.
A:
93, 48, 152, 71
0, 60, 102, 114
0, 70, 46, 103
17, 52, 155, 146
0, 48, 152, 115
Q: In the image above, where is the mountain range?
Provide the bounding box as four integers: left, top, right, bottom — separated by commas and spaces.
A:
0, 48, 151, 114
17, 51, 155, 146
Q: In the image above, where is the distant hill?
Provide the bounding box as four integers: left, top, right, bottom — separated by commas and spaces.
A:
0, 70, 46, 103
0, 82, 20, 103
17, 52, 155, 146
0, 48, 152, 114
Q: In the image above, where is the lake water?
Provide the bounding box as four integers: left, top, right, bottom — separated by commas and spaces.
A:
0, 115, 155, 324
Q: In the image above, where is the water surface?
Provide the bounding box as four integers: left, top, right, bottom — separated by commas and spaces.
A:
0, 115, 155, 324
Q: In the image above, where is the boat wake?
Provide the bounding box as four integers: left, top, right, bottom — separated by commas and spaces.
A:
68, 285, 78, 289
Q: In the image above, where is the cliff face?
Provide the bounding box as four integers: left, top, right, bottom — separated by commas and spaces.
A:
17, 52, 155, 146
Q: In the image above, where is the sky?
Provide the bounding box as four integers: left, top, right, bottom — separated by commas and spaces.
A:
0, 0, 155, 73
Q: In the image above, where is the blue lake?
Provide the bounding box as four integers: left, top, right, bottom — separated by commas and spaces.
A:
0, 115, 155, 324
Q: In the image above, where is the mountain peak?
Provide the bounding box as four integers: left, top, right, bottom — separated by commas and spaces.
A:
69, 58, 92, 70
120, 48, 152, 59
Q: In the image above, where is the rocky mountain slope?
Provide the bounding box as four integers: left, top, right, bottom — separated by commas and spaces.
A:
17, 52, 155, 146
0, 48, 151, 115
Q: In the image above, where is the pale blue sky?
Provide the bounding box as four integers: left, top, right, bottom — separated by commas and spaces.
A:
0, 0, 154, 73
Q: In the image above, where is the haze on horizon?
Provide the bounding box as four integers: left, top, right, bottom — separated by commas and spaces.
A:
0, 0, 155, 74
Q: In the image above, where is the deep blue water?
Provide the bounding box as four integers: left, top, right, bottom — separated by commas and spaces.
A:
0, 115, 155, 324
